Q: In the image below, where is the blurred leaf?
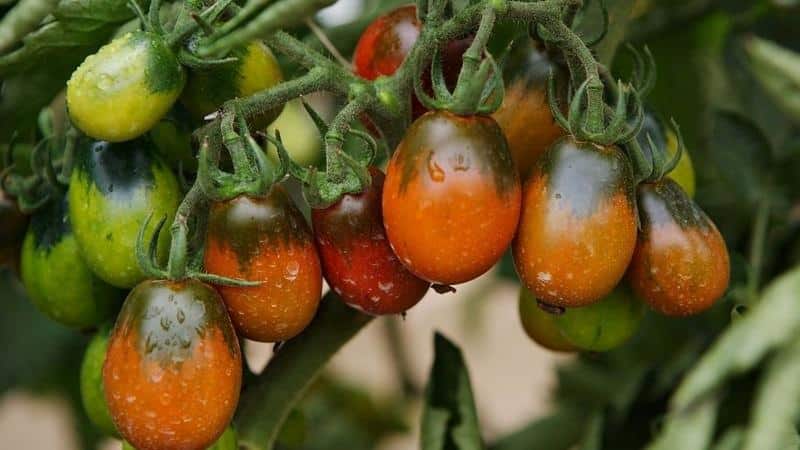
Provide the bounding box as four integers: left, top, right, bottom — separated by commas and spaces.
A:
590, 0, 637, 64
740, 337, 800, 450
712, 427, 745, 450
744, 36, 800, 123
420, 333, 484, 450
234, 295, 373, 450
578, 412, 604, 450
671, 266, 800, 411
489, 406, 590, 450
556, 359, 648, 417
645, 391, 721, 450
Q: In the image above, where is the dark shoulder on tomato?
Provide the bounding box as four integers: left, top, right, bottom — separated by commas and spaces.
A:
28, 196, 71, 252
73, 138, 169, 196
313, 168, 384, 244
637, 178, 710, 230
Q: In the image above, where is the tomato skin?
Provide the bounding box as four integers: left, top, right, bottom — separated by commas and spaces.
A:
554, 284, 645, 352
204, 186, 322, 342
123, 427, 237, 450
493, 42, 564, 179
0, 188, 27, 269
513, 136, 637, 308
68, 138, 181, 288
81, 325, 118, 437
104, 279, 241, 450
627, 179, 730, 316
518, 286, 577, 353
20, 196, 122, 329
181, 41, 283, 125
67, 31, 185, 142
383, 111, 520, 285
312, 168, 429, 315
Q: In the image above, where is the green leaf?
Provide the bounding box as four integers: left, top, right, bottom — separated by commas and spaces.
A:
645, 391, 721, 450
420, 333, 484, 450
489, 406, 590, 450
741, 337, 800, 450
234, 294, 373, 450
671, 266, 800, 411
744, 36, 800, 123
577, 412, 604, 450
711, 427, 744, 450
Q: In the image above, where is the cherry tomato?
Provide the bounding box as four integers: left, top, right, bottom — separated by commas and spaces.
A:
123, 427, 237, 450
383, 111, 521, 285
104, 279, 241, 450
493, 41, 564, 178
69, 138, 181, 288
67, 31, 185, 142
518, 286, 576, 353
513, 136, 637, 308
554, 284, 645, 352
313, 167, 429, 315
0, 188, 27, 270
80, 325, 118, 437
149, 105, 198, 172
627, 178, 730, 316
204, 186, 322, 342
20, 196, 122, 329
265, 99, 323, 168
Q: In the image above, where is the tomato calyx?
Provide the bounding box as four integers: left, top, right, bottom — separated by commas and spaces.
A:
625, 111, 687, 186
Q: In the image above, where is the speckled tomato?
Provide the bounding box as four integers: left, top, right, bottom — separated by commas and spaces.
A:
493, 41, 564, 178
81, 325, 118, 437
313, 167, 429, 315
123, 427, 237, 450
67, 31, 185, 142
554, 284, 645, 352
627, 178, 730, 316
204, 186, 322, 342
0, 188, 27, 269
20, 196, 122, 329
518, 286, 576, 353
513, 136, 637, 308
69, 138, 181, 288
383, 111, 521, 285
104, 279, 241, 450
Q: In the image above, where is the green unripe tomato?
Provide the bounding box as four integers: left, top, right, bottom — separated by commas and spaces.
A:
20, 196, 122, 328
518, 286, 577, 352
121, 426, 237, 450
80, 325, 117, 436
149, 106, 197, 172
265, 99, 322, 167
665, 130, 696, 198
67, 31, 185, 142
554, 284, 645, 352
181, 41, 284, 125
68, 138, 181, 288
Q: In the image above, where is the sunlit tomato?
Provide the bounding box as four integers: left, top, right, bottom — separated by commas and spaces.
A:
554, 284, 645, 352
513, 136, 637, 308
352, 5, 468, 119
493, 41, 564, 178
313, 167, 429, 315
204, 186, 322, 342
104, 279, 241, 450
80, 325, 118, 437
383, 111, 521, 285
67, 31, 185, 142
0, 188, 27, 270
20, 196, 122, 329
627, 178, 730, 316
518, 286, 576, 353
181, 41, 283, 125
69, 138, 181, 288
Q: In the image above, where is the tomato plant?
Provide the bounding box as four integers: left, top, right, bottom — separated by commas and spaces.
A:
0, 188, 27, 269
383, 110, 520, 285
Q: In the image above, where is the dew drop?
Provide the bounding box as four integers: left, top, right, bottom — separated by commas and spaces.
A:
284, 261, 300, 281
427, 157, 445, 182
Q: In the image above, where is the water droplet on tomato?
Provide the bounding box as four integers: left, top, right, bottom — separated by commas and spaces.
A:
285, 261, 300, 281
428, 157, 445, 182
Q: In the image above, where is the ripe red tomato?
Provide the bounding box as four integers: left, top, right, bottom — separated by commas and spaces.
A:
312, 167, 429, 315
103, 279, 241, 450
352, 5, 468, 119
513, 136, 637, 308
627, 178, 730, 316
204, 186, 322, 342
383, 111, 521, 285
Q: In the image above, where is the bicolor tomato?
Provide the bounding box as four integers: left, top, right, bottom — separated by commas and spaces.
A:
518, 286, 576, 353
20, 196, 122, 328
68, 138, 181, 288
204, 186, 322, 342
513, 136, 637, 307
313, 167, 429, 315
383, 111, 521, 285
67, 31, 185, 142
627, 178, 730, 316
104, 279, 241, 450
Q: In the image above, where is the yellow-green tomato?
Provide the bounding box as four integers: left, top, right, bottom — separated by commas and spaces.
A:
265, 99, 322, 167
181, 41, 283, 125
67, 31, 185, 142
80, 325, 118, 437
666, 130, 696, 198
518, 286, 577, 353
554, 284, 645, 352
121, 426, 237, 450
149, 106, 197, 172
